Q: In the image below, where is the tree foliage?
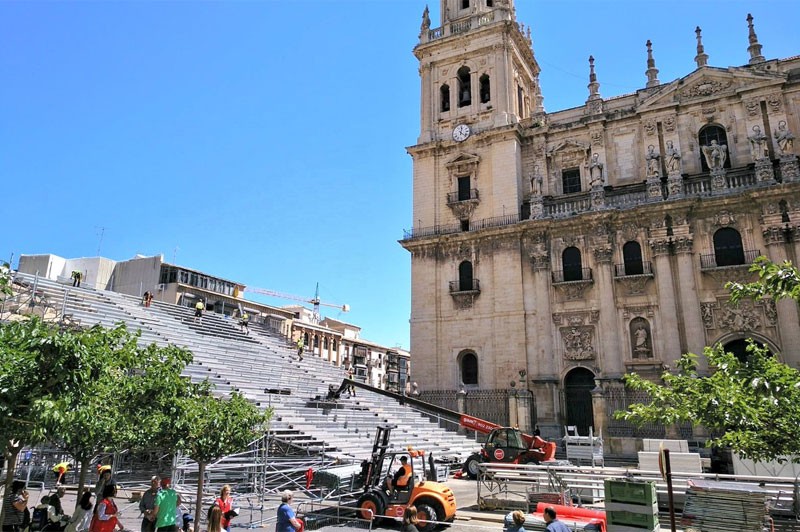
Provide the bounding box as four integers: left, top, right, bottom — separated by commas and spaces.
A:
618, 256, 800, 463
0, 262, 11, 296
178, 392, 271, 527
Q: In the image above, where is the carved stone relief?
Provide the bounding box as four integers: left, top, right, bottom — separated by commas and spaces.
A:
622, 305, 656, 320
560, 325, 596, 360
663, 116, 677, 132
718, 302, 761, 332
767, 93, 783, 113
681, 79, 733, 99
617, 275, 651, 296
591, 131, 604, 146
643, 119, 656, 136
713, 211, 737, 227
554, 282, 593, 301
451, 292, 478, 310
744, 98, 760, 117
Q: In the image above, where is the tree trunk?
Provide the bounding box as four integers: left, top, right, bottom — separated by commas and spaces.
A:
0, 443, 21, 526
194, 462, 206, 531
77, 457, 91, 510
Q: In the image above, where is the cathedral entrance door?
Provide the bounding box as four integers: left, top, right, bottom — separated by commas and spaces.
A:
564, 368, 595, 435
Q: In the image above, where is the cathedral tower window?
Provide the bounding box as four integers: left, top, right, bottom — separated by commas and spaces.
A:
713, 227, 745, 266
458, 260, 475, 291
562, 247, 583, 282
698, 124, 731, 171
461, 0, 470, 9
440, 84, 451, 113
458, 67, 472, 107
562, 168, 581, 194
622, 241, 644, 275
459, 350, 478, 385
479, 74, 491, 103
486, 0, 493, 6
457, 176, 472, 201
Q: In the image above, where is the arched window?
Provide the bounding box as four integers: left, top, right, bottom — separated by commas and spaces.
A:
713, 227, 745, 266
460, 351, 478, 385
479, 74, 491, 103
458, 260, 474, 291
304, 332, 309, 345
622, 241, 644, 275
562, 247, 583, 282
698, 125, 731, 171
323, 337, 328, 350
458, 66, 472, 107
440, 84, 450, 113
564, 368, 595, 435
723, 338, 770, 363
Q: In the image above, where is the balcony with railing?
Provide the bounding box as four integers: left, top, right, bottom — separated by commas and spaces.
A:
447, 189, 479, 205
614, 261, 654, 277
700, 249, 761, 270
552, 268, 593, 284
449, 279, 480, 293
400, 163, 779, 242
423, 10, 499, 43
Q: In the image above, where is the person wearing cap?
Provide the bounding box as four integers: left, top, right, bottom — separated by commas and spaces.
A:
386, 456, 412, 497
139, 476, 160, 532
276, 491, 301, 532
153, 477, 181, 532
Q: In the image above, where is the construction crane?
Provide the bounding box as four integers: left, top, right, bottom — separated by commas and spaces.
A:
242, 282, 349, 323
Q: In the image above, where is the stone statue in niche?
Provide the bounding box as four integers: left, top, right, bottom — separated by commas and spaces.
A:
588, 153, 604, 187
665, 140, 682, 175
630, 318, 652, 359
645, 145, 661, 178
748, 125, 769, 161
701, 139, 728, 170
774, 121, 795, 156
529, 165, 544, 195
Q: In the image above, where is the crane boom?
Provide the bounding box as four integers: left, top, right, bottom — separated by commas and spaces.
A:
241, 283, 349, 322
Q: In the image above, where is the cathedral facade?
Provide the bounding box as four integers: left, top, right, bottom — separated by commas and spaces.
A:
400, 0, 800, 442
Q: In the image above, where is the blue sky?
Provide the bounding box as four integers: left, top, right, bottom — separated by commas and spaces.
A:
2, 0, 797, 349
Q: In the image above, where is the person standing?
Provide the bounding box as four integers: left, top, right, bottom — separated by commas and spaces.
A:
346, 368, 356, 398
153, 477, 181, 532
92, 485, 124, 532
275, 491, 302, 532
213, 486, 233, 532
50, 487, 68, 519
71, 271, 82, 288
194, 300, 204, 323
296, 336, 304, 361
94, 467, 113, 500
239, 313, 249, 334
543, 507, 572, 532
139, 476, 160, 532
2, 480, 29, 532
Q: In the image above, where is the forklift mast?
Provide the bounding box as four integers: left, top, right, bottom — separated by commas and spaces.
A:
364, 424, 396, 488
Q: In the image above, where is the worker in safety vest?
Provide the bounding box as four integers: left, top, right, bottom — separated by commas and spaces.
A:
240, 312, 250, 334
296, 336, 304, 361
194, 299, 204, 323
386, 456, 412, 497
52, 462, 71, 484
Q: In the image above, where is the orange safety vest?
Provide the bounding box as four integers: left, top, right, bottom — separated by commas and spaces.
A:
395, 464, 412, 487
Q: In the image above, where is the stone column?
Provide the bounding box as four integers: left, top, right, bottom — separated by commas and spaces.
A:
457, 387, 467, 436
419, 63, 433, 143
674, 237, 707, 372
764, 227, 800, 365
590, 384, 607, 437
650, 240, 683, 367
594, 247, 622, 378
528, 250, 558, 427
508, 387, 519, 428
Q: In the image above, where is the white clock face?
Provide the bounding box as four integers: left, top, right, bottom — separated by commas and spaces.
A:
452, 124, 471, 142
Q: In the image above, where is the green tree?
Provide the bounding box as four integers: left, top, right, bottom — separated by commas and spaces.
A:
0, 318, 59, 518
176, 392, 271, 527
34, 323, 196, 498
617, 256, 800, 463
0, 261, 11, 296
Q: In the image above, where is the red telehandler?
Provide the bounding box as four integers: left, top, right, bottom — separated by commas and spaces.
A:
326, 378, 557, 481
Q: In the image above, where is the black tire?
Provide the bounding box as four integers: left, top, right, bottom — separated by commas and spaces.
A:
463, 453, 482, 480
415, 502, 441, 532
356, 491, 386, 523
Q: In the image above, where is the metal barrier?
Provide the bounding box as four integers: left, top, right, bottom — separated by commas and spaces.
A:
296, 503, 372, 532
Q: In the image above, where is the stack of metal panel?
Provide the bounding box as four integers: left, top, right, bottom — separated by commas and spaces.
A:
680, 479, 769, 532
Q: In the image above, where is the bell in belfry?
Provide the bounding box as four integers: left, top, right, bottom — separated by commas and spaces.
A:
460, 87, 471, 104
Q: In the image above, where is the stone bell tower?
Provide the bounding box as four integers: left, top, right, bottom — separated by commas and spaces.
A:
404, 0, 545, 397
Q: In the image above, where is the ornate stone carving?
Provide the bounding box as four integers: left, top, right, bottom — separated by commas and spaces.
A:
681, 79, 732, 99
762, 226, 787, 246
744, 98, 760, 117
701, 140, 727, 170
763, 299, 777, 326
649, 239, 670, 256
449, 200, 479, 221
748, 125, 769, 161
593, 247, 613, 263
451, 292, 478, 310
630, 318, 652, 359
774, 120, 795, 157
755, 158, 775, 183
713, 211, 736, 227
616, 275, 651, 296
780, 156, 800, 183
622, 305, 656, 320
620, 223, 639, 241
719, 302, 761, 332
664, 115, 677, 132
704, 266, 756, 286
673, 237, 693, 254
561, 326, 596, 360
643, 119, 656, 136
553, 310, 600, 326
554, 281, 593, 301
590, 131, 603, 146
700, 303, 716, 329
767, 93, 783, 112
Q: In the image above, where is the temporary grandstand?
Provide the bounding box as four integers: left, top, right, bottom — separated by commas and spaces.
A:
1, 270, 477, 517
